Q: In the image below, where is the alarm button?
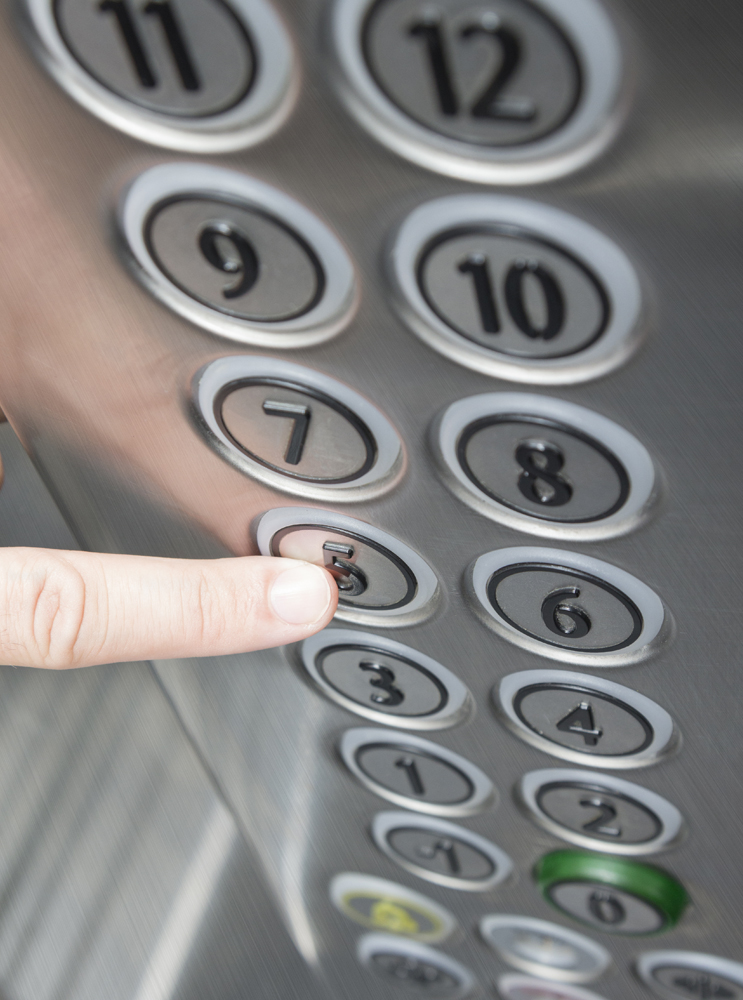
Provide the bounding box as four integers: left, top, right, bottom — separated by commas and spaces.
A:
329, 872, 456, 942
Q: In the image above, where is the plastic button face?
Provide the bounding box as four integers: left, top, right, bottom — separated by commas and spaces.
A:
480, 915, 610, 983
194, 358, 404, 501
392, 197, 642, 384
636, 952, 743, 1000
120, 165, 357, 347
495, 670, 677, 769
517, 768, 684, 855
535, 851, 689, 935
301, 630, 472, 729
470, 548, 667, 666
329, 872, 456, 942
340, 728, 495, 816
497, 974, 611, 1000
331, 0, 625, 184
372, 812, 513, 891
357, 934, 477, 997
255, 508, 439, 626
26, 0, 295, 150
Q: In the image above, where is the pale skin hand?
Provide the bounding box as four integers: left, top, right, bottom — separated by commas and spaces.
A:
0, 454, 338, 669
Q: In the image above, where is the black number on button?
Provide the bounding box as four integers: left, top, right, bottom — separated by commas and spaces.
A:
672, 976, 736, 1000
588, 889, 626, 925
98, 0, 201, 91
556, 701, 602, 746
516, 440, 573, 507
359, 660, 405, 707
541, 588, 591, 638
395, 755, 425, 795
458, 254, 500, 332
579, 796, 621, 837
416, 837, 461, 874
322, 542, 368, 597
261, 400, 311, 465
198, 224, 259, 299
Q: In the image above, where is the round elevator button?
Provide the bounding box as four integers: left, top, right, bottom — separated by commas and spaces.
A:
255, 508, 439, 626
329, 872, 456, 942
435, 395, 655, 539
194, 357, 404, 501
331, 0, 625, 184
534, 850, 689, 935
497, 974, 611, 1000
495, 670, 677, 769
469, 548, 667, 666
391, 197, 642, 383
301, 630, 472, 729
479, 915, 610, 983
636, 952, 743, 1000
372, 812, 513, 891
26, 0, 295, 150
340, 728, 495, 816
517, 768, 684, 855
357, 934, 477, 997
120, 164, 357, 347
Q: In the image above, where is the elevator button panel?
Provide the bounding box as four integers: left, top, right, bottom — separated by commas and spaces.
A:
25, 0, 295, 150
480, 914, 611, 983
330, 0, 625, 184
301, 630, 471, 729
329, 872, 456, 942
517, 768, 684, 854
372, 811, 513, 891
120, 164, 357, 346
340, 728, 495, 816
495, 670, 677, 768
357, 934, 477, 997
392, 196, 642, 382
193, 357, 404, 501
255, 508, 439, 625
470, 548, 667, 666
535, 850, 689, 935
497, 974, 611, 1000
636, 952, 743, 1000
435, 395, 656, 538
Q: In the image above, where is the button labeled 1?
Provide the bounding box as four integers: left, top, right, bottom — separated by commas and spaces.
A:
637, 952, 743, 1000
535, 850, 689, 935
358, 934, 477, 998
329, 872, 456, 942
194, 357, 404, 501
301, 630, 472, 729
255, 508, 439, 626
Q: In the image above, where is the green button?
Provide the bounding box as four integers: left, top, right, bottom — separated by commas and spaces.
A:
534, 850, 688, 935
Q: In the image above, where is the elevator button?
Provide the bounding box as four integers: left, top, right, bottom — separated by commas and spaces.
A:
470, 548, 667, 666
358, 934, 477, 997
301, 630, 471, 728
26, 0, 294, 150
329, 873, 456, 942
497, 974, 610, 1000
120, 164, 357, 346
495, 670, 677, 768
636, 952, 743, 1000
517, 768, 684, 854
372, 811, 513, 891
480, 915, 610, 983
435, 394, 655, 539
194, 358, 404, 501
340, 728, 495, 816
331, 0, 624, 184
535, 850, 689, 935
255, 508, 439, 625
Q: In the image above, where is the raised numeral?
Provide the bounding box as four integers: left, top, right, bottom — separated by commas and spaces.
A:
459, 254, 500, 332
395, 755, 425, 795
541, 588, 591, 638
516, 440, 573, 507
461, 21, 535, 120
416, 837, 461, 874
262, 400, 311, 465
672, 976, 735, 1000
505, 260, 565, 340
556, 701, 602, 746
322, 542, 368, 597
198, 224, 259, 299
408, 17, 458, 116
99, 0, 156, 88
588, 889, 625, 925
143, 1, 201, 91
359, 660, 405, 707
579, 796, 621, 837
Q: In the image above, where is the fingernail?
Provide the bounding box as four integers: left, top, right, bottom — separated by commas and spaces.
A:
270, 563, 333, 625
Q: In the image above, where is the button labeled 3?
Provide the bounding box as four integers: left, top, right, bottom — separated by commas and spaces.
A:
637, 952, 743, 1000
535, 850, 689, 935
26, 0, 295, 150
480, 915, 610, 983
495, 670, 677, 769
340, 728, 495, 816
194, 358, 404, 501
517, 768, 684, 855
329, 872, 456, 942
255, 508, 439, 626
470, 548, 667, 666
358, 934, 477, 997
120, 165, 357, 347
301, 630, 471, 729
372, 812, 512, 890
